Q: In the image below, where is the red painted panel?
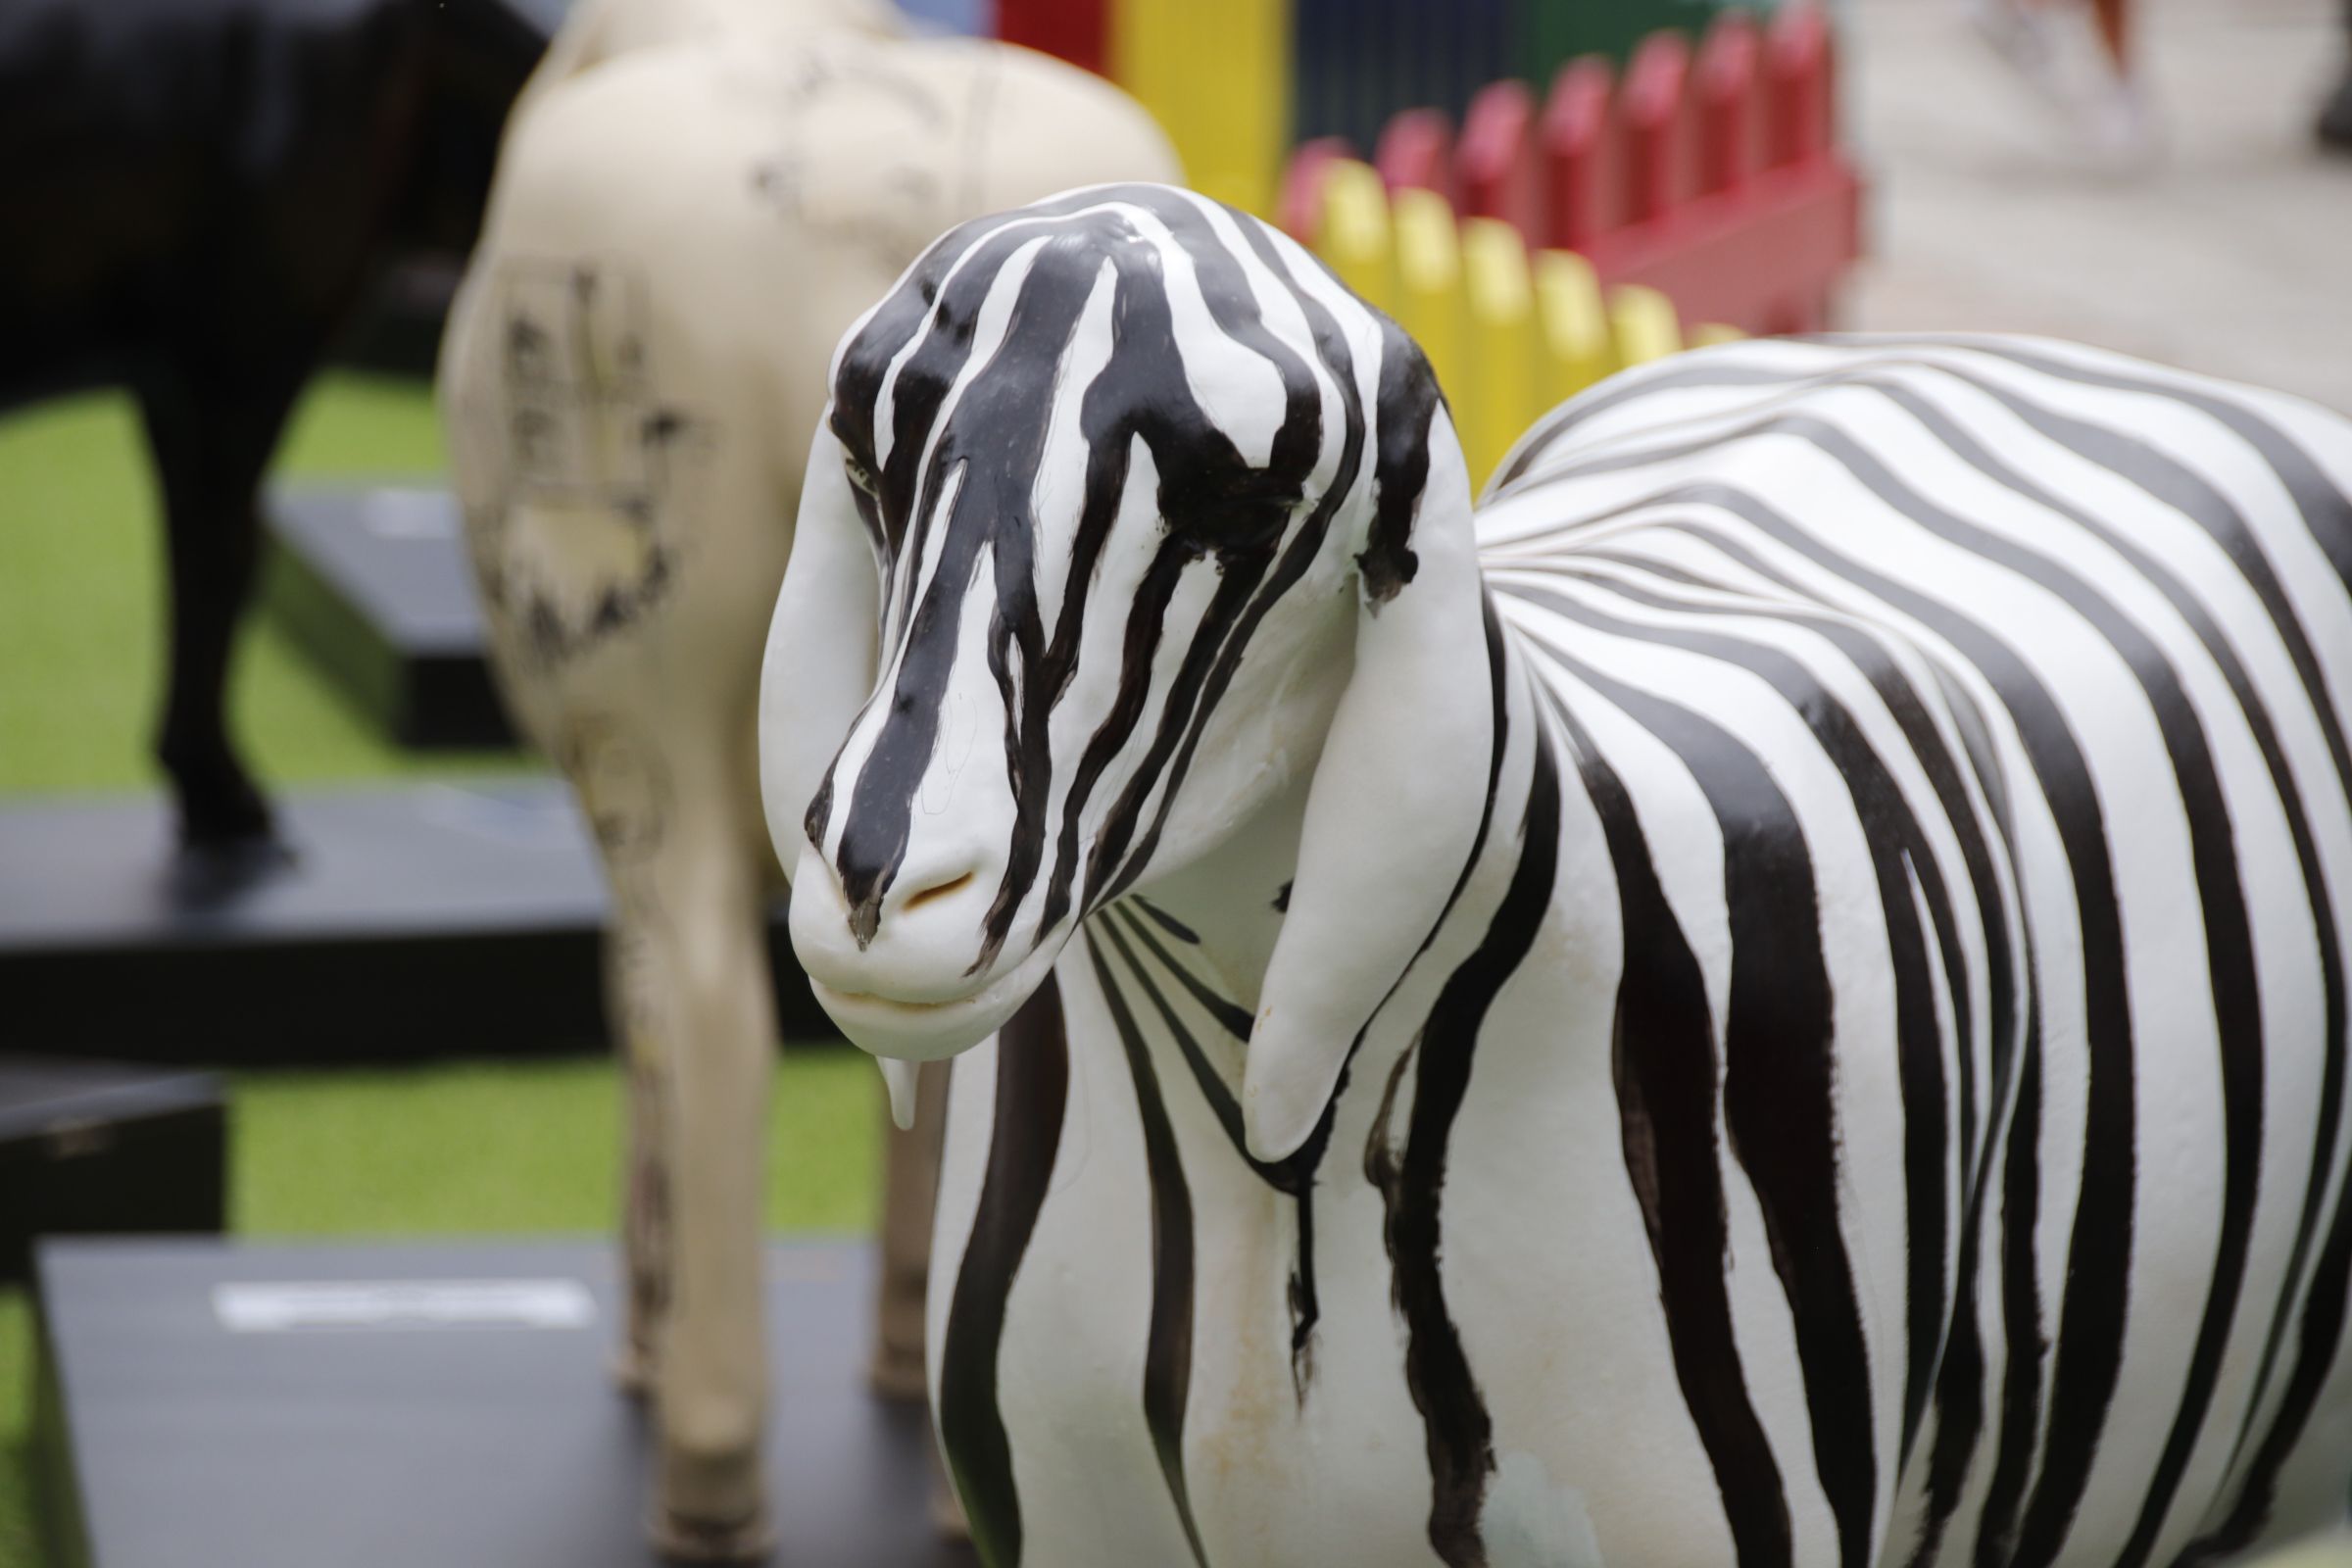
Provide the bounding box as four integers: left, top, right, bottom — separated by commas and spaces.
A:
1458, 78, 1541, 240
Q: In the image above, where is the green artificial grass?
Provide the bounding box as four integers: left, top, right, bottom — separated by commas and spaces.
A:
233, 1056, 880, 1240
0, 376, 880, 1568
0, 375, 526, 798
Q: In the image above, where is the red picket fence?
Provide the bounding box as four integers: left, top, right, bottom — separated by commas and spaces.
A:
1283, 4, 1860, 336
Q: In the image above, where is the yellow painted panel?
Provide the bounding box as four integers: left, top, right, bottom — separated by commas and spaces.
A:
1534, 250, 1613, 410
1313, 160, 1396, 318
1460, 218, 1537, 489
1112, 0, 1288, 216
1392, 188, 1466, 418
1610, 284, 1683, 368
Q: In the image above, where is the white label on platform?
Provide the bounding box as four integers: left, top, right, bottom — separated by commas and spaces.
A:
364, 490, 459, 539
213, 1279, 598, 1333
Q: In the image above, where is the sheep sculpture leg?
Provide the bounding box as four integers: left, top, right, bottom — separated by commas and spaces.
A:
592, 727, 779, 1556
138, 354, 312, 858
441, 234, 793, 1553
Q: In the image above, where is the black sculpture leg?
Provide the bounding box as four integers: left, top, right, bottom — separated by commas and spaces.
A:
137, 362, 306, 856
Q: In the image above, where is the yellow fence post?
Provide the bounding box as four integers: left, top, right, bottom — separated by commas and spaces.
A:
1391, 187, 1466, 426
1459, 218, 1537, 490
1609, 284, 1684, 369
1113, 0, 1288, 216
1534, 249, 1614, 412
1307, 169, 1715, 480
1312, 160, 1396, 318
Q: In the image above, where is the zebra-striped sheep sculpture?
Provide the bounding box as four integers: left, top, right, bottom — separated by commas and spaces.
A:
438, 17, 1176, 1557
762, 183, 2352, 1568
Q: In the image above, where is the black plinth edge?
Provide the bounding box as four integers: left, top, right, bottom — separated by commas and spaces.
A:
0, 783, 833, 1064
263, 481, 514, 749
34, 1238, 973, 1568
0, 1054, 226, 1287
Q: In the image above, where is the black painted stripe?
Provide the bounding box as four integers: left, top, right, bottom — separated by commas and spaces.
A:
2193, 1154, 2352, 1555
1083, 933, 1212, 1567
1544, 476, 2118, 1564
1559, 395, 2273, 1567
1904, 342, 2352, 1501
1364, 730, 1563, 1567
937, 976, 1072, 1567
1099, 909, 1253, 1163
1095, 909, 1352, 1393
1088, 240, 1396, 910
1542, 683, 1797, 1568
1514, 607, 1881, 1568
1978, 1008, 2047, 1568
1779, 408, 2259, 1568
1518, 348, 2352, 1530
1048, 195, 1328, 937
1559, 528, 2037, 1568
830, 189, 1337, 958
1134, 896, 1203, 945
834, 224, 1112, 937
1109, 906, 1253, 1061
1547, 561, 1983, 1463
1855, 378, 2286, 1568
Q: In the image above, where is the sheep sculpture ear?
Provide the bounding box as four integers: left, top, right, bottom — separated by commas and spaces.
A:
1243, 393, 1495, 1164
759, 421, 883, 889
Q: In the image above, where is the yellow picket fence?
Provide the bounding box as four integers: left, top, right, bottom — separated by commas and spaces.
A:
1110, 0, 1289, 218
1310, 159, 1738, 490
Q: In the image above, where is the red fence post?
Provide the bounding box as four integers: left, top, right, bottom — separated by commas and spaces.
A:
996, 0, 1108, 74
1458, 78, 1542, 242
1540, 55, 1619, 254
1277, 136, 1357, 242
1694, 11, 1766, 197
1767, 2, 1834, 169
1374, 108, 1457, 202
1620, 29, 1698, 227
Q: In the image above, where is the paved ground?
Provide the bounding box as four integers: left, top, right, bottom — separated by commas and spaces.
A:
1843, 0, 2352, 414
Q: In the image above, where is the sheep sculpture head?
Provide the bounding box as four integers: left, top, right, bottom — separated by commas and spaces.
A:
761, 183, 1492, 1161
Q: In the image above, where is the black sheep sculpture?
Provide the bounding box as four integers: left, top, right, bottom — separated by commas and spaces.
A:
0, 0, 554, 859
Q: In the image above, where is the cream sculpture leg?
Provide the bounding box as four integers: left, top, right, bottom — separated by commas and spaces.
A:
442, 230, 793, 1551
443, 16, 1179, 1559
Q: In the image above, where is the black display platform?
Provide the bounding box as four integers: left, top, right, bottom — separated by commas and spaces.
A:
0, 783, 829, 1064
263, 483, 511, 748
33, 1239, 970, 1568
0, 1056, 225, 1285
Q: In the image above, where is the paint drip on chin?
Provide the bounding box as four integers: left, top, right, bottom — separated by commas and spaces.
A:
879, 1055, 920, 1129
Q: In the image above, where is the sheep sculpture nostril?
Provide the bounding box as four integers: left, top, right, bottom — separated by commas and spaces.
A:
901, 870, 975, 915
846, 867, 979, 951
